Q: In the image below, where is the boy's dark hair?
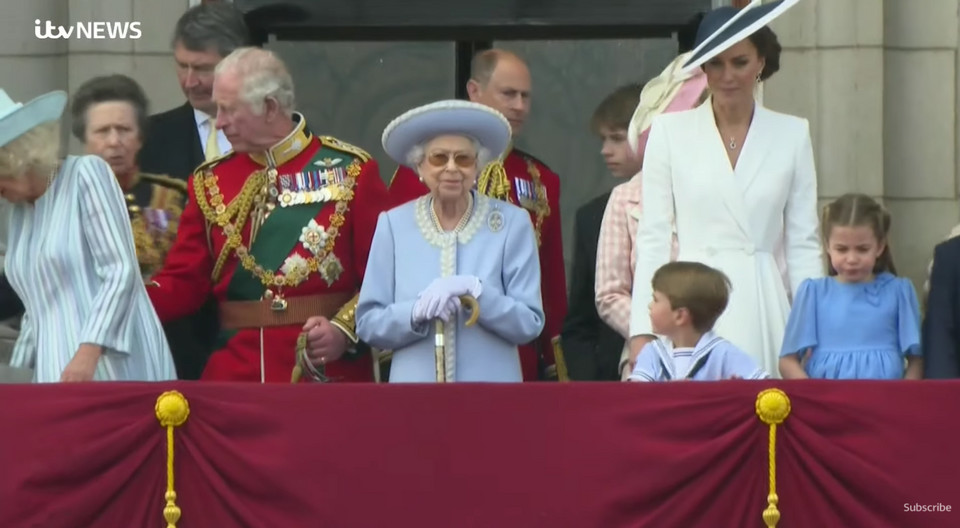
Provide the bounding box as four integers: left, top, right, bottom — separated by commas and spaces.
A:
651, 261, 731, 333
590, 82, 644, 134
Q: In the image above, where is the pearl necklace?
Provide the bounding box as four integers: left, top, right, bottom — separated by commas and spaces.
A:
431, 193, 474, 233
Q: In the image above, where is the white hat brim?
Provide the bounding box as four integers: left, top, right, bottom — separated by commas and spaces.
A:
681, 0, 801, 76
0, 91, 67, 149
382, 100, 512, 168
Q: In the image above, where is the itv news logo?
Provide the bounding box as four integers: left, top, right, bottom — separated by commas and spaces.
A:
34, 20, 142, 40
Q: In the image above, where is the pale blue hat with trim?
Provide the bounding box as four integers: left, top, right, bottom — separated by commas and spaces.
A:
0, 89, 67, 149
382, 100, 511, 168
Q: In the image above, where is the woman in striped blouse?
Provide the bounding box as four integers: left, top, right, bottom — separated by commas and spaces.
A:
0, 88, 175, 382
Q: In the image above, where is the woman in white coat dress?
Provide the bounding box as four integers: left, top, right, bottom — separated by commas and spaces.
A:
628, 0, 823, 377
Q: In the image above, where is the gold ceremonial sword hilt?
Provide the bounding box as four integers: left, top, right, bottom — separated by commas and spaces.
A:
291, 332, 307, 383
290, 331, 332, 384
435, 295, 479, 382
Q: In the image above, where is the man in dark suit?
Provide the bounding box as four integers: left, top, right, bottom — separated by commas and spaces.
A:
137, 4, 251, 380
139, 3, 251, 180
563, 192, 626, 381
560, 84, 644, 381
923, 234, 960, 378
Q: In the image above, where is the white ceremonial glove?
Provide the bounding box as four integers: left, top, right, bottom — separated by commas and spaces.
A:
411, 276, 481, 325
411, 292, 437, 326
424, 275, 482, 300
435, 296, 462, 323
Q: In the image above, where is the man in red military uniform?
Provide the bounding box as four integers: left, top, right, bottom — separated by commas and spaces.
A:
148, 47, 388, 382
389, 49, 568, 381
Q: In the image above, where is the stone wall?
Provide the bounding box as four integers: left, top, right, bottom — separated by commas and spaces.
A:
766, 0, 960, 288
0, 0, 189, 154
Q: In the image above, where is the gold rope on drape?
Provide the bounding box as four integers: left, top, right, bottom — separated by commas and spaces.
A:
156, 391, 190, 528
755, 388, 791, 528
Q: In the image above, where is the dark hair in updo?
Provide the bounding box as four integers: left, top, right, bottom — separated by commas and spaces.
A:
748, 26, 782, 81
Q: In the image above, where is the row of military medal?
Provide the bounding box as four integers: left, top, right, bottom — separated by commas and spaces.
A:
267, 167, 349, 207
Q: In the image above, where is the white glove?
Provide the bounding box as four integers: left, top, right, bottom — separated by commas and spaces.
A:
411, 293, 435, 326
423, 275, 482, 299
435, 296, 462, 323
411, 276, 481, 325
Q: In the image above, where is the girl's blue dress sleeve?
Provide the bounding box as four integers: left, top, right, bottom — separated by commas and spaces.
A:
780, 278, 819, 357
896, 278, 922, 357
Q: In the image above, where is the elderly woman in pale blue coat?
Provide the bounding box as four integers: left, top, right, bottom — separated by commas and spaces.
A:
356, 100, 544, 382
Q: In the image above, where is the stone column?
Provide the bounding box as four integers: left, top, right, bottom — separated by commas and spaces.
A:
767, 0, 960, 286
766, 0, 885, 204
882, 0, 959, 285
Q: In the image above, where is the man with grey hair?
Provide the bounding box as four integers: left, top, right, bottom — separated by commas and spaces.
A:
137, 3, 251, 381
146, 47, 390, 384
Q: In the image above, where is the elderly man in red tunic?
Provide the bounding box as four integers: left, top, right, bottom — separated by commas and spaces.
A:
147, 47, 388, 382
389, 49, 568, 381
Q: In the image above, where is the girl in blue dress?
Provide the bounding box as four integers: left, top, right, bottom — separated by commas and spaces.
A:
779, 193, 923, 380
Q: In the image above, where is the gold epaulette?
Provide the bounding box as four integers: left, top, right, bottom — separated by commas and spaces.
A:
192, 151, 234, 176
140, 172, 188, 194
319, 135, 372, 163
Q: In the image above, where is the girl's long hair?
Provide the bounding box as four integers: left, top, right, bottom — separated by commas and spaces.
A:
820, 193, 897, 276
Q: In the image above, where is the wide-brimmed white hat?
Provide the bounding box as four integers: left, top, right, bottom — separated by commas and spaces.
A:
382, 100, 511, 167
680, 0, 801, 75
627, 51, 708, 155
0, 89, 67, 149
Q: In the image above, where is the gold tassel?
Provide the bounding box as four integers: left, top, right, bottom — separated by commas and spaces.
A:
477, 160, 512, 202
155, 391, 190, 528
755, 388, 791, 527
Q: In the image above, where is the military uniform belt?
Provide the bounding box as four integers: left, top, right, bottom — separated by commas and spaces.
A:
219, 292, 353, 329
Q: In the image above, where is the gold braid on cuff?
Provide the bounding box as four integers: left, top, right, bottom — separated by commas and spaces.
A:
330, 293, 359, 344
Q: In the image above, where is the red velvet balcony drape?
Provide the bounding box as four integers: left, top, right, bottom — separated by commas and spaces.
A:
0, 380, 957, 527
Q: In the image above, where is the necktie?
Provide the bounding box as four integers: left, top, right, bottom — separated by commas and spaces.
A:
204, 120, 220, 161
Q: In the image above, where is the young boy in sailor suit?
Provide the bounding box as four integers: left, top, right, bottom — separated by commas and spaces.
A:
629, 262, 768, 382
